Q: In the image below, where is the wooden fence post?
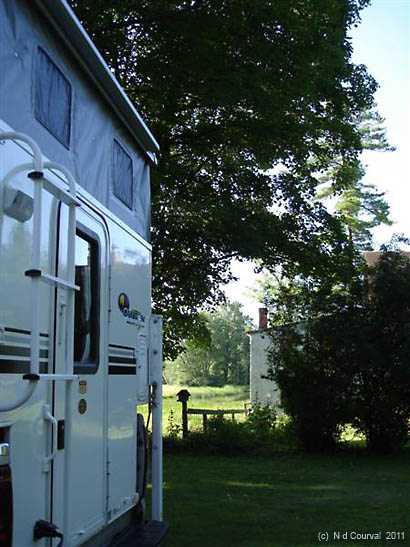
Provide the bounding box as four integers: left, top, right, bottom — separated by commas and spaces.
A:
182, 401, 188, 439
177, 389, 191, 439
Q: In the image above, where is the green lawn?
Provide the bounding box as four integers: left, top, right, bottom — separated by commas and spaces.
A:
141, 385, 409, 546
159, 450, 410, 547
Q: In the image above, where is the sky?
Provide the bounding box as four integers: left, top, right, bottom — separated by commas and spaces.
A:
224, 0, 410, 326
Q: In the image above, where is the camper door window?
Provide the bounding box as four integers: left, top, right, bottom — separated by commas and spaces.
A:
74, 231, 99, 373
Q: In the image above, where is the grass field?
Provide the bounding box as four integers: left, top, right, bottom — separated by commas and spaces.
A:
160, 450, 410, 547
141, 386, 409, 546
140, 384, 250, 435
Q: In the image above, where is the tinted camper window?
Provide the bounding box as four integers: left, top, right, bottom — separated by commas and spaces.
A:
74, 232, 99, 373
113, 140, 133, 208
34, 48, 72, 148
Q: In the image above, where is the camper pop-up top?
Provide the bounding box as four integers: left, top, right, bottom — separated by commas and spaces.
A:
0, 0, 167, 545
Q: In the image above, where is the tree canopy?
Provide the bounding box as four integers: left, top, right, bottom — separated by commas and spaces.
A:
70, 0, 377, 356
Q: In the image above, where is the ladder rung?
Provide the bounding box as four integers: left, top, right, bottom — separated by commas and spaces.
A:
42, 177, 82, 207
39, 374, 78, 381
25, 270, 80, 291
23, 374, 77, 381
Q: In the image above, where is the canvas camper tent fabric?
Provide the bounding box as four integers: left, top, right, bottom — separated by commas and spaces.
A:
0, 0, 152, 241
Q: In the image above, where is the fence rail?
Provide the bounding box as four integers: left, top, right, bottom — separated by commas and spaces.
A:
187, 408, 246, 416
178, 403, 247, 437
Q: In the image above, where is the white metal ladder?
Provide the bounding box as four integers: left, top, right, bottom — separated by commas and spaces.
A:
0, 131, 81, 412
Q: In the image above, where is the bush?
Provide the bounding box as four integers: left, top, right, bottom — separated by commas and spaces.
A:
166, 409, 182, 438
350, 251, 410, 452
163, 406, 300, 455
243, 403, 277, 439
266, 248, 410, 453
268, 311, 359, 452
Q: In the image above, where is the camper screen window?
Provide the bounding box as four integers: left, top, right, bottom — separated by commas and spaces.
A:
74, 232, 99, 373
113, 140, 133, 208
34, 47, 72, 148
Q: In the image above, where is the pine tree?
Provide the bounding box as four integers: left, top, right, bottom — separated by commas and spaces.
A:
316, 108, 394, 249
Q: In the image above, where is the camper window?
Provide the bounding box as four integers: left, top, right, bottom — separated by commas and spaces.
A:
34, 47, 72, 148
74, 231, 99, 373
113, 140, 133, 208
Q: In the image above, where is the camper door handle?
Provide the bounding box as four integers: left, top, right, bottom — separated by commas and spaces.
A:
42, 404, 58, 471
58, 299, 67, 345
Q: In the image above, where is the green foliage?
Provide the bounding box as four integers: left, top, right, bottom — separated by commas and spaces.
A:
316, 107, 393, 249
351, 247, 410, 452
244, 403, 277, 439
164, 301, 253, 386
164, 401, 299, 456
70, 0, 377, 356
203, 403, 279, 448
268, 305, 362, 452
202, 415, 251, 453
166, 409, 182, 438
265, 242, 410, 453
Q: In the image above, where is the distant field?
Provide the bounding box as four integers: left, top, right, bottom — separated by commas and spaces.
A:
139, 384, 250, 435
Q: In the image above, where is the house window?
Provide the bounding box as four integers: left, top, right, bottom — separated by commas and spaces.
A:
34, 47, 72, 148
113, 140, 133, 208
74, 230, 99, 373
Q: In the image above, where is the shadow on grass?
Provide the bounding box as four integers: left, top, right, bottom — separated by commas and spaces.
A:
160, 447, 410, 547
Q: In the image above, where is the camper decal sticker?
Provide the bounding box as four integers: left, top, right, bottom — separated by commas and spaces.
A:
118, 292, 130, 312
118, 292, 145, 326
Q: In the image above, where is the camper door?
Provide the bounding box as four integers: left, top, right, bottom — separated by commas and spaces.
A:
52, 201, 108, 544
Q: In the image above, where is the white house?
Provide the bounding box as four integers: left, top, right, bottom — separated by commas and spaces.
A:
249, 308, 281, 408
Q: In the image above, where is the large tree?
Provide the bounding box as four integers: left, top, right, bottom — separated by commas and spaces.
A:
70, 0, 376, 356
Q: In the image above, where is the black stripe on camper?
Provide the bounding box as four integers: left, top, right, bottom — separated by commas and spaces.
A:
108, 356, 136, 365
0, 345, 48, 358
4, 327, 49, 338
108, 343, 135, 351
108, 365, 137, 375
0, 360, 48, 374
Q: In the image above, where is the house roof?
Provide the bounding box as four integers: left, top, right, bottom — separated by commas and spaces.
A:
34, 0, 160, 159
364, 251, 410, 267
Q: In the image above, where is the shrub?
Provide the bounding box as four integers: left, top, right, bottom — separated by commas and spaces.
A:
243, 403, 277, 440
267, 311, 359, 452
163, 407, 300, 455
266, 247, 410, 454
351, 251, 410, 452
166, 409, 182, 438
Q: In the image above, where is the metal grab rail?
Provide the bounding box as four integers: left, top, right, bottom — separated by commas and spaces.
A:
0, 132, 78, 411
42, 404, 58, 471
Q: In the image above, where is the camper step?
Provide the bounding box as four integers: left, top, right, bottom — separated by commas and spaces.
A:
41, 176, 82, 207
109, 520, 169, 547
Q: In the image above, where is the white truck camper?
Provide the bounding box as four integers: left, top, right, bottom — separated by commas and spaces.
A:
0, 1, 167, 545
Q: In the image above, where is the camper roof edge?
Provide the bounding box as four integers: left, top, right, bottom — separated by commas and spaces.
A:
34, 0, 160, 161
